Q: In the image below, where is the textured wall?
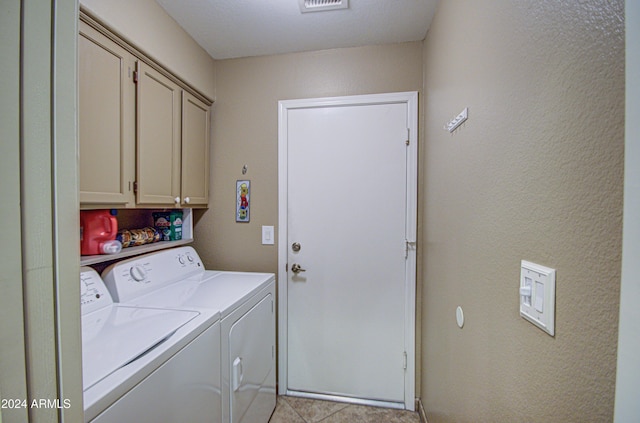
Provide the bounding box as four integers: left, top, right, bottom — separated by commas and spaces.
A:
192, 42, 423, 272
80, 0, 216, 99
421, 1, 624, 422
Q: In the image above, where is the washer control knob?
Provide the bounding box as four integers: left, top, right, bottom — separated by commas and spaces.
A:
178, 255, 185, 264
186, 254, 194, 262
130, 265, 146, 282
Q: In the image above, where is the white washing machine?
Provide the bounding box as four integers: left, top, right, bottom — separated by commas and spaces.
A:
81, 267, 221, 423
102, 246, 277, 423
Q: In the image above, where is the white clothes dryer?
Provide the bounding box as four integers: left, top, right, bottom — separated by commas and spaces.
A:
102, 246, 276, 423
80, 267, 221, 423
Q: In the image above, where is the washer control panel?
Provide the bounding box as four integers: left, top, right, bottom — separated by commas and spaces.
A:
101, 246, 204, 302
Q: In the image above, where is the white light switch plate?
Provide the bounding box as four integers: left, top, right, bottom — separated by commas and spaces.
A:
520, 260, 555, 336
262, 226, 274, 245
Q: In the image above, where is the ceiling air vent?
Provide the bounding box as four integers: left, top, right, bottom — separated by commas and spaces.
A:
298, 0, 349, 13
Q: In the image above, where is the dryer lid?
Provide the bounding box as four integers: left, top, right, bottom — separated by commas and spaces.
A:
131, 271, 274, 317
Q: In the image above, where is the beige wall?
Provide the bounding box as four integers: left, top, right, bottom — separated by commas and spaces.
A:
193, 42, 424, 273
421, 1, 624, 422
80, 0, 216, 99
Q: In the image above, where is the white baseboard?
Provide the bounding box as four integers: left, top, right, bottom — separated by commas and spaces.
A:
416, 397, 428, 423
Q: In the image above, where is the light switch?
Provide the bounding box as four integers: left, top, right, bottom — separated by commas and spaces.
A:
519, 260, 555, 336
534, 281, 544, 312
520, 277, 532, 306
262, 226, 274, 245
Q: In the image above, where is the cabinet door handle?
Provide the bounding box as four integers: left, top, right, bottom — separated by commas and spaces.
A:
174, 196, 180, 204
184, 196, 191, 204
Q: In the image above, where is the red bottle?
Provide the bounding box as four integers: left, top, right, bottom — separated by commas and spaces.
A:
80, 210, 118, 255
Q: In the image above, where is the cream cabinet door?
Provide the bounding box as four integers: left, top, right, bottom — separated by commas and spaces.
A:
79, 21, 135, 206
181, 92, 210, 207
136, 62, 182, 206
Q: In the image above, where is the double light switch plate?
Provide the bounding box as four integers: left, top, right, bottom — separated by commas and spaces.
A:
520, 260, 556, 336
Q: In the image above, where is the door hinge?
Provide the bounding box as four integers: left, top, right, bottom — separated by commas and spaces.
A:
133, 61, 140, 83
405, 128, 410, 146
403, 351, 407, 370
285, 263, 288, 272
133, 181, 138, 194
404, 239, 416, 258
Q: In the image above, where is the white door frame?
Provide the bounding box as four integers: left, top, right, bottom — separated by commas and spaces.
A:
277, 91, 418, 410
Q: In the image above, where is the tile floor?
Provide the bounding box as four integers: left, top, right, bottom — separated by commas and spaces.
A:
269, 396, 421, 423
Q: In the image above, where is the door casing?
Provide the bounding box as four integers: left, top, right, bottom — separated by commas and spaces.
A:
277, 91, 418, 410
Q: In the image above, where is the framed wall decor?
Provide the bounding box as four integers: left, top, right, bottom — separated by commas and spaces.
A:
236, 180, 250, 222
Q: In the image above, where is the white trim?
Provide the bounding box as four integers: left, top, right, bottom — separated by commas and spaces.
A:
277, 99, 290, 396
404, 91, 418, 411
286, 389, 405, 410
277, 91, 418, 410
615, 2, 640, 421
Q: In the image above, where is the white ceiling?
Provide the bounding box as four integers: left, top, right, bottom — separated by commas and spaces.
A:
156, 0, 439, 60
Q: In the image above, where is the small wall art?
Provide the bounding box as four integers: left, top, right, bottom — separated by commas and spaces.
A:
236, 180, 250, 222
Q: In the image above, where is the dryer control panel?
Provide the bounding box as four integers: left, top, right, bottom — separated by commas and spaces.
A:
80, 267, 114, 315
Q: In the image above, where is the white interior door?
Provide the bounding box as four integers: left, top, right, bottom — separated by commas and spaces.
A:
278, 92, 418, 410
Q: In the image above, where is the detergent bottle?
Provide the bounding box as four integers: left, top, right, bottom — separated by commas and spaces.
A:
80, 210, 121, 255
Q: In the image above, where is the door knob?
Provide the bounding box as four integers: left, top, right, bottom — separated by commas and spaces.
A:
291, 242, 301, 252
291, 263, 306, 274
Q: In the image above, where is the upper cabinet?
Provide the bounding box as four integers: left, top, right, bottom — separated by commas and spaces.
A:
79, 13, 212, 209
79, 21, 136, 207
136, 62, 182, 206
180, 92, 211, 207
135, 64, 210, 207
